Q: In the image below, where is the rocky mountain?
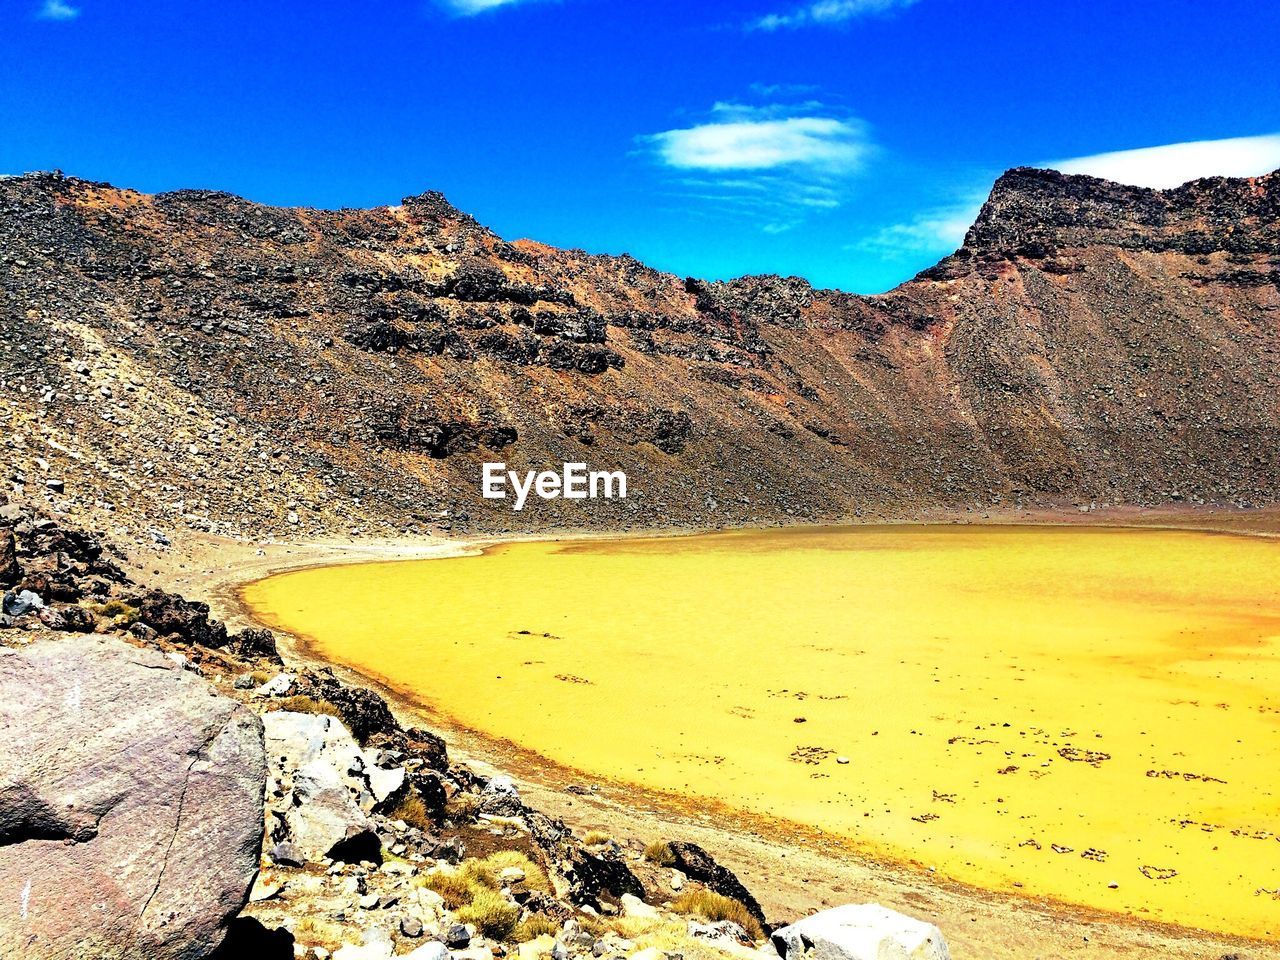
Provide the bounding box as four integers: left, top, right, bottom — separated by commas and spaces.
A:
2, 167, 1278, 541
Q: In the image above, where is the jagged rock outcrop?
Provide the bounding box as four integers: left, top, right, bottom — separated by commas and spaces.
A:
0, 634, 265, 960
666, 842, 765, 926
2, 168, 1279, 542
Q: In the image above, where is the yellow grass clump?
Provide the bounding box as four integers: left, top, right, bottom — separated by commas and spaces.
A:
264, 695, 341, 718
642, 840, 675, 866
387, 790, 433, 831
456, 887, 520, 940
513, 915, 561, 942
671, 889, 764, 941
421, 851, 551, 940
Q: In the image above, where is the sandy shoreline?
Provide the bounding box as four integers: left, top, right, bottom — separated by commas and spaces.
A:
145, 506, 1280, 960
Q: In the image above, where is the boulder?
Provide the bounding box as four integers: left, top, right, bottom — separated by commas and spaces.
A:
263, 711, 405, 863
136, 589, 229, 649
770, 904, 950, 960
0, 634, 266, 960
230, 626, 280, 662
255, 673, 295, 697
2, 588, 43, 617
478, 774, 525, 818
38, 603, 97, 633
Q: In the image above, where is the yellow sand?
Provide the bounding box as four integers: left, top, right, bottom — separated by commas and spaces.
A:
243, 526, 1280, 939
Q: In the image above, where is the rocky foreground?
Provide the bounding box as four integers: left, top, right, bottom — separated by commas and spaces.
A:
2, 167, 1280, 548
0, 503, 952, 959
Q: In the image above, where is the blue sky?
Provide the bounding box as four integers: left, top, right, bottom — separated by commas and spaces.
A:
3, 0, 1279, 293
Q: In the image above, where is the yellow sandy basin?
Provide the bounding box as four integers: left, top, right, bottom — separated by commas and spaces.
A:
243, 526, 1280, 939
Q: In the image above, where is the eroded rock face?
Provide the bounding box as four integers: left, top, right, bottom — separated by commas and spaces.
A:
0, 634, 266, 960
0, 525, 18, 588
771, 904, 951, 960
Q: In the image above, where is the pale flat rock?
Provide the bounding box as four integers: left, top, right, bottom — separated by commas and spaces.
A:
620, 892, 659, 919
406, 942, 450, 960
0, 634, 266, 960
770, 904, 950, 960
254, 673, 295, 697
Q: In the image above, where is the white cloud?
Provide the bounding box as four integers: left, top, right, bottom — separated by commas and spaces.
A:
1049, 133, 1280, 190
750, 0, 920, 31
642, 99, 873, 234
443, 0, 530, 15
851, 201, 980, 258
647, 114, 870, 173
37, 0, 80, 20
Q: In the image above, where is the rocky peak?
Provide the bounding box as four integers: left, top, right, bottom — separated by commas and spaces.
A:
399, 188, 485, 231
959, 165, 1280, 260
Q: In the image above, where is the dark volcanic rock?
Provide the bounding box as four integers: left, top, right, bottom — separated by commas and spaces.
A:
0, 526, 17, 589
137, 589, 230, 648
527, 811, 644, 907
230, 626, 280, 662
667, 841, 766, 926
301, 669, 398, 744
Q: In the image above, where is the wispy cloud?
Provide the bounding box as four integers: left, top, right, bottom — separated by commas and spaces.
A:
37, 0, 80, 20
850, 192, 985, 259
442, 0, 532, 16
641, 100, 873, 233
646, 102, 871, 173
649, 116, 868, 172
1049, 133, 1280, 190
749, 0, 920, 32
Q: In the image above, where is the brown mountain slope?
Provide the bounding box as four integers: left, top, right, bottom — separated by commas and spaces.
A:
2, 167, 1278, 543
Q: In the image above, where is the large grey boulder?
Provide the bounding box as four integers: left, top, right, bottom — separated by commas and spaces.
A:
770, 904, 950, 960
0, 635, 266, 960
263, 711, 403, 864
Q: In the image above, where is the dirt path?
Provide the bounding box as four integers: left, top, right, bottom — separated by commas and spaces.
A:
143, 508, 1280, 960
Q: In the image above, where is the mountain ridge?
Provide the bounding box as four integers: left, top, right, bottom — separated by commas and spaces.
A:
2, 166, 1279, 547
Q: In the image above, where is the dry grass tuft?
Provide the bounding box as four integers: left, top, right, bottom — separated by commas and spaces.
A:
581, 830, 612, 847
388, 789, 433, 831
513, 915, 561, 942
421, 851, 551, 940
290, 913, 348, 951
643, 840, 675, 866
456, 886, 520, 940
461, 850, 550, 892
421, 870, 473, 909
264, 695, 341, 718
87, 599, 138, 626
671, 888, 764, 941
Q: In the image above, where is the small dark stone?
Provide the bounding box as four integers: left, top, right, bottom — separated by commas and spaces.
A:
268, 842, 304, 867
400, 916, 424, 938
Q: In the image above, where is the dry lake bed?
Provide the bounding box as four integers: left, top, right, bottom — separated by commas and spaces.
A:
243, 525, 1280, 941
